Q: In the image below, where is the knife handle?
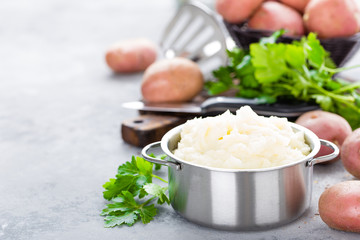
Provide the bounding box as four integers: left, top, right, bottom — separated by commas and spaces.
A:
121, 115, 186, 147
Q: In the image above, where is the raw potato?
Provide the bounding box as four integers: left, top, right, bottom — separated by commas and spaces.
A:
141, 57, 204, 103
215, 0, 263, 23
304, 0, 360, 38
248, 1, 305, 36
279, 0, 310, 13
105, 38, 157, 73
295, 110, 352, 163
341, 129, 360, 179
318, 181, 360, 233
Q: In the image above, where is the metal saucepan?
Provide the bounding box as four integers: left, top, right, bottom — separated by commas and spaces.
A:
141, 122, 339, 230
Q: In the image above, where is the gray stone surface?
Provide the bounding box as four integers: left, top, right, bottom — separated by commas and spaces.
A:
0, 0, 360, 239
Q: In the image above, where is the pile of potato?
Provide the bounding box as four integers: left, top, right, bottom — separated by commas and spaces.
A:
105, 38, 204, 103
216, 0, 360, 38
295, 110, 360, 233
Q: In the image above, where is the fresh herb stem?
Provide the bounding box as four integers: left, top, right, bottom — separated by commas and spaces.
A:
333, 82, 360, 94
322, 64, 360, 74
302, 65, 311, 80
152, 174, 168, 183
311, 83, 354, 102
141, 196, 157, 207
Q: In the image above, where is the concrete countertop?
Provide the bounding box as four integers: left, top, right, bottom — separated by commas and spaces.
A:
1, 0, 359, 239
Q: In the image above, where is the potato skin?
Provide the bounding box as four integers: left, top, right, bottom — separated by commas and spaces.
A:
105, 38, 157, 73
279, 0, 310, 13
304, 0, 360, 38
341, 129, 360, 179
216, 0, 263, 23
295, 110, 352, 163
318, 181, 360, 232
141, 57, 204, 103
248, 1, 305, 36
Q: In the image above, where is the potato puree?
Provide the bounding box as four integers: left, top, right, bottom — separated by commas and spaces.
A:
173, 106, 311, 169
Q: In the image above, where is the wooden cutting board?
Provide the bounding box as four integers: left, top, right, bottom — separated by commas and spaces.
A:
121, 114, 188, 147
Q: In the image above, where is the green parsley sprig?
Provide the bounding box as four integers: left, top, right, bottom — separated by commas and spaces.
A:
206, 30, 360, 129
101, 156, 169, 227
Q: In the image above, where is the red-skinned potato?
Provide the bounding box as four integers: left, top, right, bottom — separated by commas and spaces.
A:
248, 1, 305, 36
105, 38, 157, 73
141, 57, 204, 103
295, 110, 352, 163
318, 181, 360, 233
304, 0, 360, 38
216, 0, 264, 23
341, 129, 360, 179
279, 0, 310, 13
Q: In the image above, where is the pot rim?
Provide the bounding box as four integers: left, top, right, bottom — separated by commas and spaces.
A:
160, 122, 321, 173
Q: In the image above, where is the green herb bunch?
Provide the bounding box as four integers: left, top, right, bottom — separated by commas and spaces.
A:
206, 30, 360, 129
101, 156, 169, 227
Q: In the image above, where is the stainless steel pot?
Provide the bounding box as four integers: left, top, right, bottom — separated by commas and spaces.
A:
141, 122, 339, 230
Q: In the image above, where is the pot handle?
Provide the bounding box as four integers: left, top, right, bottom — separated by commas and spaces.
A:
141, 141, 182, 170
307, 139, 339, 167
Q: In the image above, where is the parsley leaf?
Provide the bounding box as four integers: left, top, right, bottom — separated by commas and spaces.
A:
206, 31, 360, 129
104, 211, 139, 227
285, 44, 305, 69
303, 32, 325, 69
250, 43, 288, 83
138, 204, 157, 224
102, 191, 149, 227
259, 29, 285, 45
118, 156, 153, 179
101, 156, 169, 227
143, 183, 170, 205
102, 175, 147, 201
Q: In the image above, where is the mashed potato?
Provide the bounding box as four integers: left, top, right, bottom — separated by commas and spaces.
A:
173, 106, 310, 169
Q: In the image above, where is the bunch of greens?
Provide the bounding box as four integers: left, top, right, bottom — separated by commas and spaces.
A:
206, 30, 360, 129
101, 156, 169, 227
